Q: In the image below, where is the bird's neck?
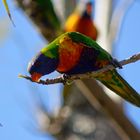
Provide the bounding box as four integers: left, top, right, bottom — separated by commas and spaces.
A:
82, 11, 91, 19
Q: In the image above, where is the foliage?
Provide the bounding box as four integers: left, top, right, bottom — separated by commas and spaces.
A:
2, 0, 14, 25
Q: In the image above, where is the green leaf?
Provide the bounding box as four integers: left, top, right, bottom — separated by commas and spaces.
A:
2, 0, 15, 26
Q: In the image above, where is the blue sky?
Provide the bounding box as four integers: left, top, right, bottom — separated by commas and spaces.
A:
114, 1, 140, 129
0, 0, 140, 140
0, 1, 59, 140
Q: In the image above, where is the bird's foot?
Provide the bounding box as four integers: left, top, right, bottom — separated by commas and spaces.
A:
111, 58, 122, 69
62, 74, 73, 85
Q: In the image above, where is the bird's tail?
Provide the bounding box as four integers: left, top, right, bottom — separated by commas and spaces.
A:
95, 70, 140, 107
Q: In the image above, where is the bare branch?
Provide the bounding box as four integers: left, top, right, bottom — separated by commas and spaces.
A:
19, 53, 140, 85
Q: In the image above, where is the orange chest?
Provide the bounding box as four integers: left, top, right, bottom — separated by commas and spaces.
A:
56, 37, 83, 73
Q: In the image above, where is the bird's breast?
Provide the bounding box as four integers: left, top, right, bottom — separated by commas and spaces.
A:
56, 36, 83, 73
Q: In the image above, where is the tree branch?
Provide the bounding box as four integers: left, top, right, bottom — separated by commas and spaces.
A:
19, 53, 140, 85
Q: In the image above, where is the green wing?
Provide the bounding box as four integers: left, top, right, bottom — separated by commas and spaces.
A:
68, 32, 113, 61
96, 70, 140, 107
41, 31, 112, 61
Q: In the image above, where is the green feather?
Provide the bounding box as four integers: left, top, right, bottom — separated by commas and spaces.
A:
96, 70, 140, 107
41, 39, 59, 58
68, 32, 112, 60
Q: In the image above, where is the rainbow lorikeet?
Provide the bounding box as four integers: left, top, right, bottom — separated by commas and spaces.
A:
28, 32, 140, 107
64, 2, 98, 40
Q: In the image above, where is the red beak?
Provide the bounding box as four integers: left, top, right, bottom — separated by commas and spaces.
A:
31, 72, 42, 82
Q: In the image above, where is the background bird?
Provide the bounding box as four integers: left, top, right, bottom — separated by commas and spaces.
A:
28, 32, 140, 107
64, 1, 98, 41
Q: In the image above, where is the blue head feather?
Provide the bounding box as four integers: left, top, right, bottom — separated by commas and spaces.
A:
28, 52, 58, 76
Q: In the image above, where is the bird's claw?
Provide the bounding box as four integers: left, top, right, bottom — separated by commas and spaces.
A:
62, 74, 73, 85
112, 58, 122, 69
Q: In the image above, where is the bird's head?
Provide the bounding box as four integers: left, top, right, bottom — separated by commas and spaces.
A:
28, 52, 58, 82
82, 2, 93, 18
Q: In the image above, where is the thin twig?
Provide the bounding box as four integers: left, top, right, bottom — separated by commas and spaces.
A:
19, 53, 140, 85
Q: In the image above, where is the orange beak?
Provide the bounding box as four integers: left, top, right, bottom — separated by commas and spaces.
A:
31, 72, 42, 82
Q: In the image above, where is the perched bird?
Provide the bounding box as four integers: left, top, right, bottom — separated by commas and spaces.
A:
64, 2, 98, 40
28, 32, 140, 107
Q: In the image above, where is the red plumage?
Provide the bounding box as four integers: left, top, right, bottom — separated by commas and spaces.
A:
64, 2, 98, 40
